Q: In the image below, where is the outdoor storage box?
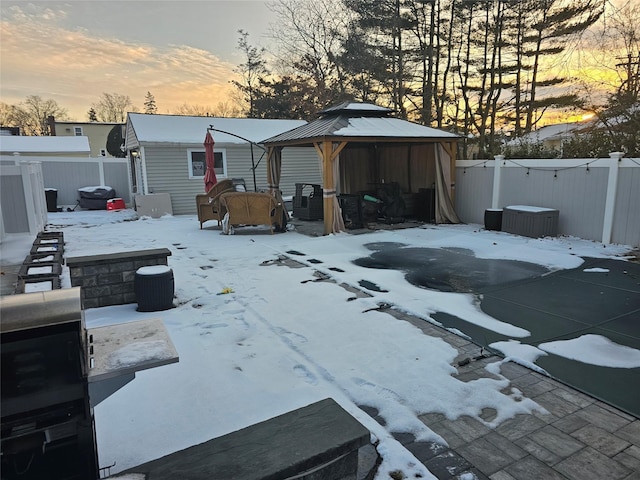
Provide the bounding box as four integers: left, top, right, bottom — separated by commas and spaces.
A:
78, 186, 116, 210
502, 205, 559, 238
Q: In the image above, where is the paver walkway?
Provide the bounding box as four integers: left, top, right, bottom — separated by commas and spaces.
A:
383, 308, 640, 480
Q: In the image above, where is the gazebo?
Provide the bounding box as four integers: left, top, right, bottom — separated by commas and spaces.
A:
262, 102, 461, 235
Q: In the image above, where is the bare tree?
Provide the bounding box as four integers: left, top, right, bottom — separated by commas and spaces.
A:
0, 102, 16, 128
579, 1, 640, 155
3, 96, 68, 135
231, 30, 269, 117
91, 93, 135, 122
214, 101, 243, 118
173, 104, 215, 116
269, 0, 353, 105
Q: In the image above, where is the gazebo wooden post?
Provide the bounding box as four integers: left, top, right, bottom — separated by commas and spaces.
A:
266, 146, 274, 188
314, 140, 348, 234
322, 140, 334, 235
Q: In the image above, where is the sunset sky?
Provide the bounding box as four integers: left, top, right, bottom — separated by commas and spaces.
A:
1, 0, 631, 124
0, 1, 277, 120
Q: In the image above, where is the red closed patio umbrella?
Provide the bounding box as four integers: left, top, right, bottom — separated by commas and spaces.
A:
204, 131, 217, 192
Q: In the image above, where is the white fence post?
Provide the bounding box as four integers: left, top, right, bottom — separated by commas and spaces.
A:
492, 155, 504, 209
602, 152, 623, 244
98, 157, 106, 185
19, 161, 47, 235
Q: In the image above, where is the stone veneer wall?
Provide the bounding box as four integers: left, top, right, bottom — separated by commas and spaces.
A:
67, 248, 172, 308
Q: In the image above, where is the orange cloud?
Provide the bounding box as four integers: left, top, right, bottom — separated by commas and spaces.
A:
1, 4, 241, 120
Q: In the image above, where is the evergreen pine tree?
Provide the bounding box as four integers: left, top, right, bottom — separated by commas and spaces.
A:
144, 92, 157, 114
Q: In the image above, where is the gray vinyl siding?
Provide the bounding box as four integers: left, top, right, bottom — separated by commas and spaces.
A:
280, 147, 322, 197
225, 145, 264, 190
125, 119, 139, 149
143, 143, 321, 215
142, 144, 196, 215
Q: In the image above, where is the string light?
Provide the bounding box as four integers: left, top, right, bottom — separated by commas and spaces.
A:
554, 170, 558, 178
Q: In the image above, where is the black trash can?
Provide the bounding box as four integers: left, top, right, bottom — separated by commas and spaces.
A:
135, 265, 174, 312
484, 208, 503, 231
45, 188, 58, 213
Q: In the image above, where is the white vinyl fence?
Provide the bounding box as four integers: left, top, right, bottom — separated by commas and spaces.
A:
0, 155, 131, 236
0, 161, 47, 236
37, 156, 131, 207
455, 152, 640, 247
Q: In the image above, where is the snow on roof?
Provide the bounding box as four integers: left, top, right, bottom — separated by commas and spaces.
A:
263, 115, 459, 144
319, 102, 393, 115
335, 117, 459, 138
127, 113, 307, 146
0, 135, 91, 154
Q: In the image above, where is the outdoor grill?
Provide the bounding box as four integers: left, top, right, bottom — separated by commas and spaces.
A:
77, 185, 116, 210
1, 288, 98, 480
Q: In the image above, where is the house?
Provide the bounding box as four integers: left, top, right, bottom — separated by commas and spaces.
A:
505, 122, 587, 155
0, 136, 91, 158
48, 117, 124, 158
0, 126, 21, 136
124, 113, 319, 215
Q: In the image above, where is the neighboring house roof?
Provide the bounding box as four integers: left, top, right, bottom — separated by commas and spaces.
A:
126, 113, 307, 147
53, 120, 123, 127
506, 122, 586, 146
262, 102, 459, 145
592, 102, 640, 128
0, 135, 91, 154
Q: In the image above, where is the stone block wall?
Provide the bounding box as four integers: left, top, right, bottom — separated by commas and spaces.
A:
67, 248, 172, 309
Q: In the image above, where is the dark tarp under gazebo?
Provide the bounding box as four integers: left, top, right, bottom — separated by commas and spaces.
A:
262, 102, 461, 235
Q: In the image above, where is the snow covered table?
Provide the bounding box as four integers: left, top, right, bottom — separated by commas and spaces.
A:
87, 318, 179, 407
502, 205, 559, 238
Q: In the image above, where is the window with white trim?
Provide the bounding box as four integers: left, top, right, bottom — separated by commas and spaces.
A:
74, 126, 83, 136
188, 148, 226, 179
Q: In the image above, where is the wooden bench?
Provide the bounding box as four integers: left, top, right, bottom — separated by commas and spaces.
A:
122, 398, 371, 480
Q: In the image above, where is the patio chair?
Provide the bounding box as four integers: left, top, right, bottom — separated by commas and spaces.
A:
196, 179, 235, 229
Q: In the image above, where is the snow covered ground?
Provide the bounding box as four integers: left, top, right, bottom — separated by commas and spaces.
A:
5, 210, 634, 478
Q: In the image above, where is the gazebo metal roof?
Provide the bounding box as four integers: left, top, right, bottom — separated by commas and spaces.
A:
261, 102, 459, 146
